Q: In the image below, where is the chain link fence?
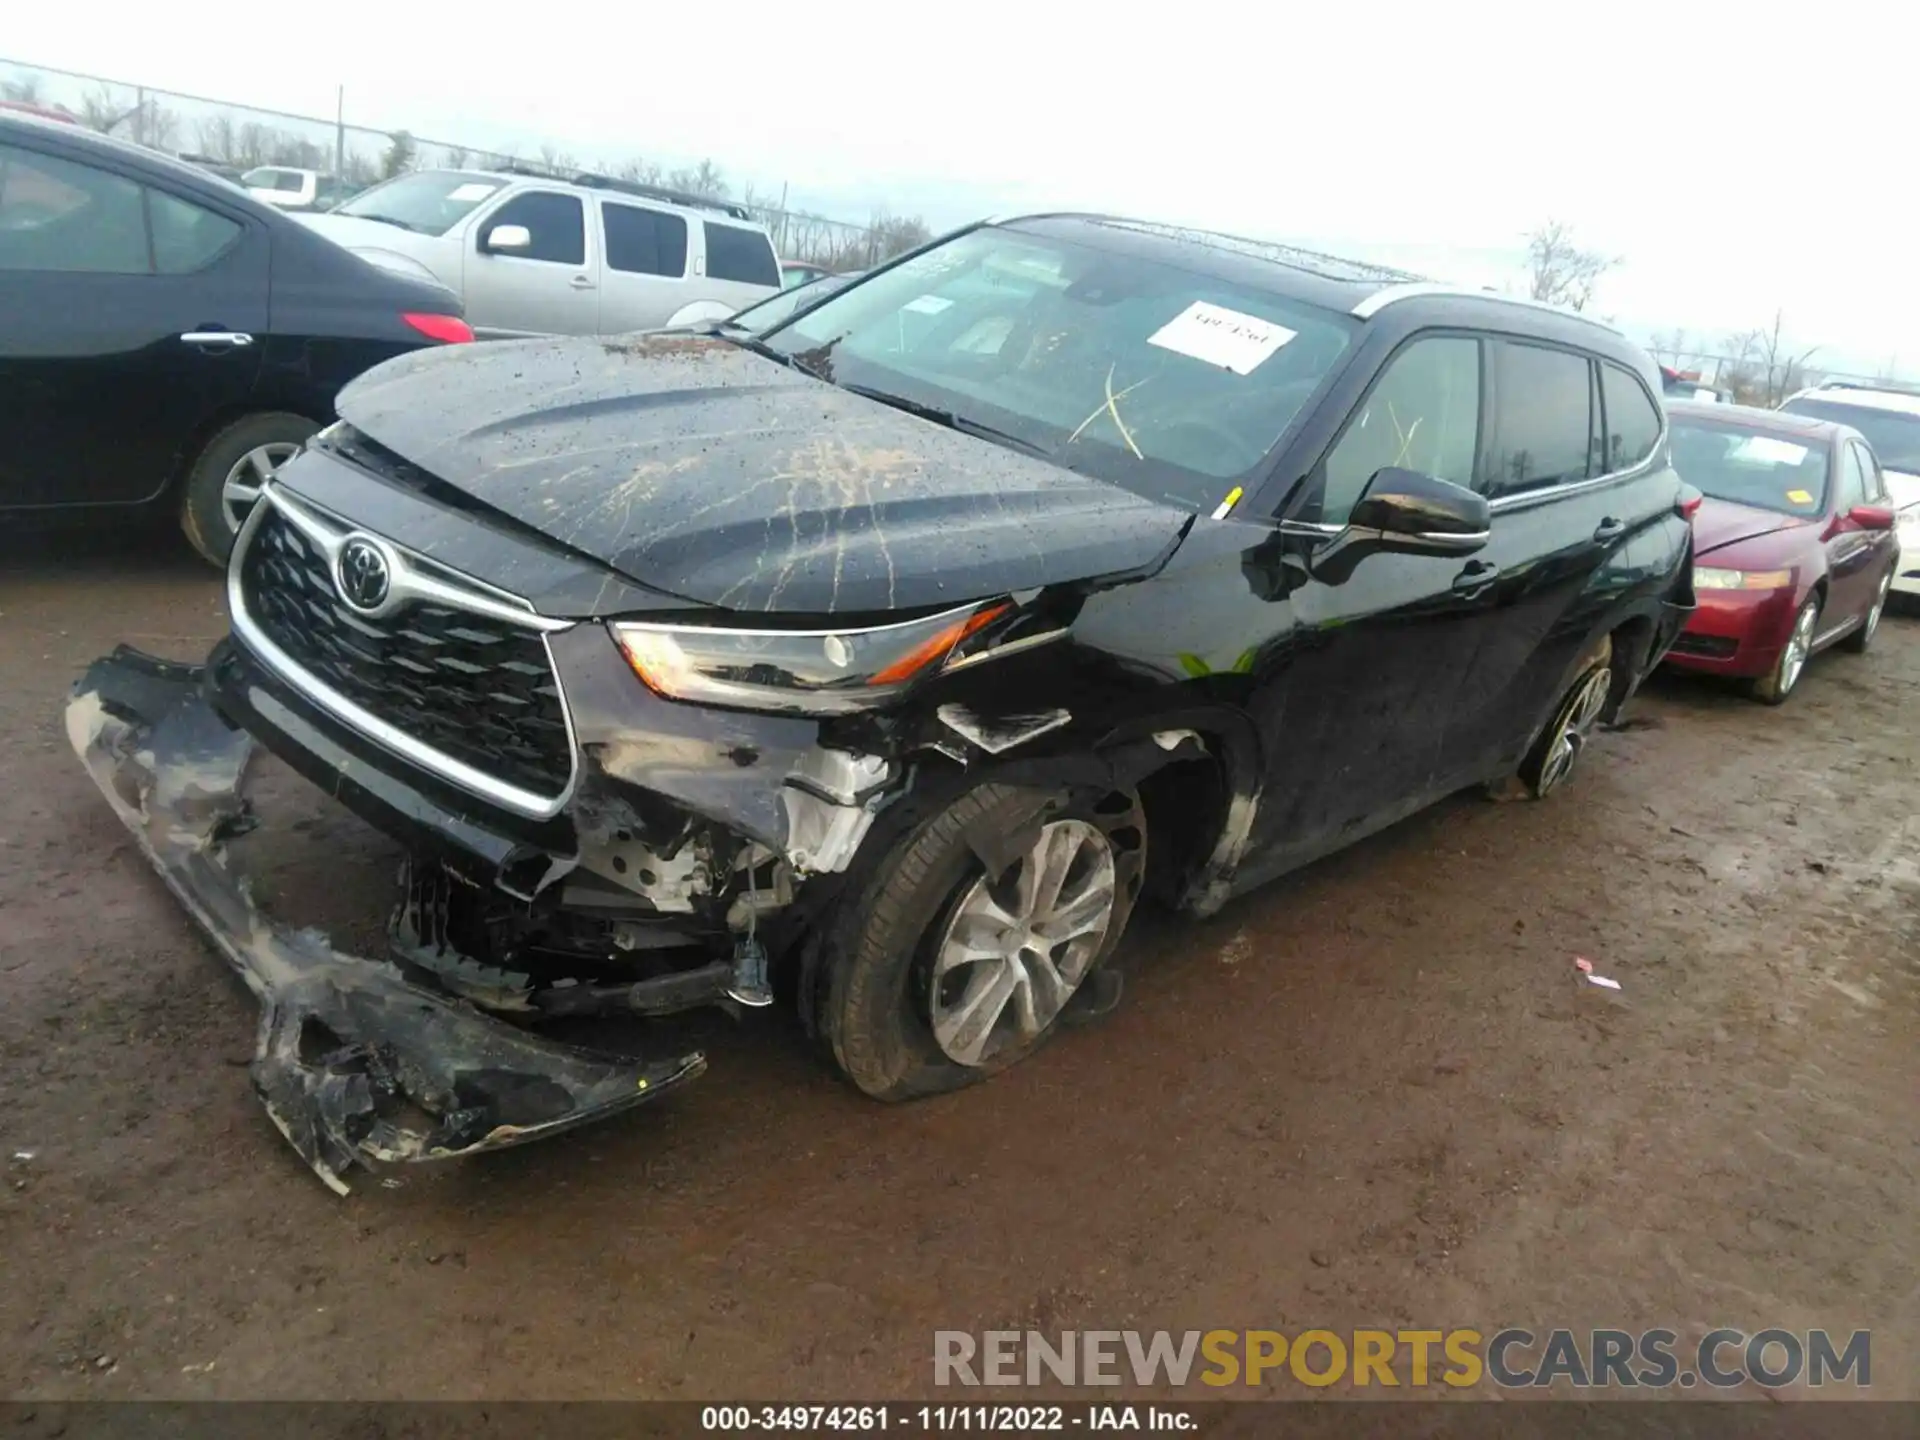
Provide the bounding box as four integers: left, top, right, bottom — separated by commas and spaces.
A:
0, 56, 920, 269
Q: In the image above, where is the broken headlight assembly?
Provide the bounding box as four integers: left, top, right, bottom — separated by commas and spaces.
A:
612, 599, 1022, 715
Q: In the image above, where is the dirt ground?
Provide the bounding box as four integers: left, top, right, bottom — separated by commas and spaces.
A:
1, 532, 1914, 1404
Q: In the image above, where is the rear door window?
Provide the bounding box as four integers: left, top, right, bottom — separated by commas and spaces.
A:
1320, 334, 1482, 524
482, 190, 585, 265
0, 144, 149, 273
1599, 362, 1662, 472
704, 220, 779, 285
603, 202, 688, 277
1487, 342, 1594, 496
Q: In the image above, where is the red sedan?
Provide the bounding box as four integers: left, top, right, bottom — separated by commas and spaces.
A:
1664, 402, 1900, 703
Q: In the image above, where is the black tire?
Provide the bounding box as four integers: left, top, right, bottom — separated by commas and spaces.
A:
1751, 594, 1820, 705
1513, 635, 1613, 800
819, 780, 1147, 1103
179, 412, 318, 567
1839, 568, 1892, 653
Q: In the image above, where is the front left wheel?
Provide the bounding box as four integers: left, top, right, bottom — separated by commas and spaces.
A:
820, 781, 1147, 1103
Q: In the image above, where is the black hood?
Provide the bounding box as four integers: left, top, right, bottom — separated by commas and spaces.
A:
334, 334, 1193, 615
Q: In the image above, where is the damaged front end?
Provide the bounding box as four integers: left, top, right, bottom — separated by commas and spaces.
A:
66, 648, 705, 1195
64, 446, 1239, 1190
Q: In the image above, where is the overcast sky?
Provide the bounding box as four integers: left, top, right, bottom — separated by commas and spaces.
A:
7, 2, 1913, 373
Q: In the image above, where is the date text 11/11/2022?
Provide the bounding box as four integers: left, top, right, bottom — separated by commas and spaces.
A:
700, 1406, 1197, 1431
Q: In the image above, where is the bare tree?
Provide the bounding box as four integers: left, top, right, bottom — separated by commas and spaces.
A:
1525, 220, 1614, 313
665, 159, 728, 198
869, 211, 932, 262
536, 144, 581, 175
0, 71, 46, 104
267, 135, 326, 169
443, 146, 470, 169
613, 155, 664, 185
232, 121, 284, 169
1648, 327, 1690, 365
77, 84, 145, 135
133, 101, 180, 152
195, 115, 239, 163
1728, 311, 1821, 407
381, 130, 417, 179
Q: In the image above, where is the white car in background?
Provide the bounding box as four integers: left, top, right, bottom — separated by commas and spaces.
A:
1780, 381, 1920, 601
297, 167, 781, 340
241, 166, 349, 212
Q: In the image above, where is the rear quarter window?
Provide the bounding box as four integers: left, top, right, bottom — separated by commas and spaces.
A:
1600, 363, 1662, 471
704, 220, 778, 286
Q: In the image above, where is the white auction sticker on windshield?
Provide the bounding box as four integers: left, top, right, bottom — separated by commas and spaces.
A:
1732, 436, 1810, 466
903, 294, 953, 315
448, 182, 498, 202
1148, 301, 1296, 375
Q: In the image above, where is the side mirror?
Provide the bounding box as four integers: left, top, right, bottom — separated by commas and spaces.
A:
1348, 467, 1491, 554
1308, 468, 1490, 584
1848, 503, 1895, 531
482, 223, 531, 254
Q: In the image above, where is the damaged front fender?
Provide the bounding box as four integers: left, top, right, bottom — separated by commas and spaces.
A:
66, 647, 705, 1195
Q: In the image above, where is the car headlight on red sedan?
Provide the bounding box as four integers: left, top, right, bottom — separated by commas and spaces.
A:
1694, 566, 1793, 591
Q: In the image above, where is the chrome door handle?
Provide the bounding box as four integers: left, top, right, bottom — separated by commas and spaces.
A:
181, 330, 254, 347
1452, 560, 1499, 596
569, 275, 595, 290
1593, 517, 1627, 543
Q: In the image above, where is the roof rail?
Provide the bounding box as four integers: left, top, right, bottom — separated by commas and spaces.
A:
484, 164, 755, 222
1813, 377, 1920, 398
992, 213, 1428, 286
1350, 282, 1623, 334
567, 173, 756, 221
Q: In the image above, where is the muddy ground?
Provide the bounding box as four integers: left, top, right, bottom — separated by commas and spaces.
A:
1, 532, 1914, 1403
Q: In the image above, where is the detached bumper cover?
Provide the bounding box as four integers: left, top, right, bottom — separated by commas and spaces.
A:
65, 646, 705, 1195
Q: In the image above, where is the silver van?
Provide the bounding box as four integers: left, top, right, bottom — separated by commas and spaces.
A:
298, 167, 781, 339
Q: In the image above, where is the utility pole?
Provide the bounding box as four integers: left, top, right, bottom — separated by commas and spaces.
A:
334, 85, 345, 179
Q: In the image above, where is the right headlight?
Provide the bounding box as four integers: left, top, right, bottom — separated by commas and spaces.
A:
611, 600, 1012, 715
1694, 566, 1792, 591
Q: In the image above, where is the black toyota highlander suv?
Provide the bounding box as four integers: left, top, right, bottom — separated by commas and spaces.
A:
71, 214, 1696, 1191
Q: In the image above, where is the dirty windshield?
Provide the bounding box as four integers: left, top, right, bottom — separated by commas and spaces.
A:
333, 171, 505, 236
1670, 418, 1830, 517
758, 225, 1357, 511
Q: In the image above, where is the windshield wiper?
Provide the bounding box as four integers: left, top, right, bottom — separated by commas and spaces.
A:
346, 212, 420, 233
836, 383, 1053, 459
725, 333, 794, 367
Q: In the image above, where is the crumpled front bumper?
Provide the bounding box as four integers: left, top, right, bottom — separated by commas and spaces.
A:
65, 646, 706, 1195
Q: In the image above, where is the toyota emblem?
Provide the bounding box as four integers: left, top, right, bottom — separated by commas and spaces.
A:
335, 536, 393, 612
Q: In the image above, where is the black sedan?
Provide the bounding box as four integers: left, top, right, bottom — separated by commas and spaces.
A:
0, 113, 473, 564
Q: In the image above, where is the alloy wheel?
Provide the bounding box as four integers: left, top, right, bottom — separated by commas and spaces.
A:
927, 819, 1117, 1068
221, 442, 301, 534
1864, 571, 1891, 643
1779, 601, 1818, 696
1536, 666, 1612, 796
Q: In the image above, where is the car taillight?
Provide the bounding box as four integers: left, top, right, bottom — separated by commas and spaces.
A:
402, 312, 474, 344
1676, 484, 1704, 522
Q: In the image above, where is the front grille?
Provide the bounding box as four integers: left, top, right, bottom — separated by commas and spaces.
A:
1668, 632, 1737, 660
238, 507, 572, 800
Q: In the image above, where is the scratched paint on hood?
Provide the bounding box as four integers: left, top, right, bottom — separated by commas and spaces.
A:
334, 334, 1193, 615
